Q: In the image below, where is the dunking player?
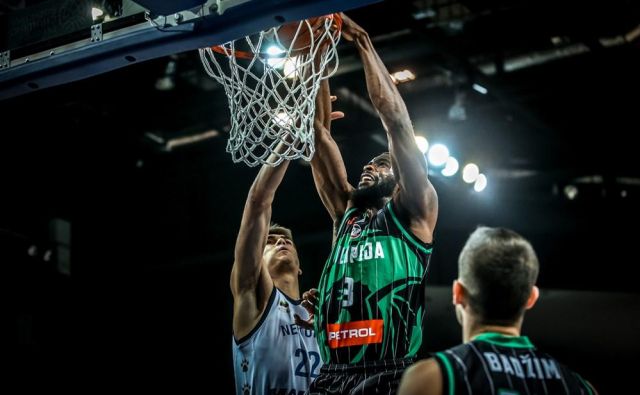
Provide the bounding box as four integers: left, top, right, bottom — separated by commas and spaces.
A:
299, 14, 439, 394
231, 156, 320, 394
398, 227, 598, 395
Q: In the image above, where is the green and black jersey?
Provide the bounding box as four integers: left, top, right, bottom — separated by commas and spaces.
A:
315, 201, 433, 364
434, 332, 596, 395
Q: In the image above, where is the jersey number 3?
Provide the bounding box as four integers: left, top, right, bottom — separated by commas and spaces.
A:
341, 277, 354, 307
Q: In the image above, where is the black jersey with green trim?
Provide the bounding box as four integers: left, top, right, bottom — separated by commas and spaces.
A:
315, 201, 433, 364
434, 332, 595, 395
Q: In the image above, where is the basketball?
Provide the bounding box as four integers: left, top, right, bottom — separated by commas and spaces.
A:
277, 16, 336, 54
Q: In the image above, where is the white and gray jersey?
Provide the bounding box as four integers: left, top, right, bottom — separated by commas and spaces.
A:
233, 287, 322, 395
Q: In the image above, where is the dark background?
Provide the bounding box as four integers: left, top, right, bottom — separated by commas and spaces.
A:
2, 0, 639, 392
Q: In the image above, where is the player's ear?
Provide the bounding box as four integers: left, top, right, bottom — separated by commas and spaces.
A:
524, 286, 539, 310
453, 280, 466, 306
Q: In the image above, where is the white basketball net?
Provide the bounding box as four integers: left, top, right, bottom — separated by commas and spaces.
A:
199, 15, 341, 167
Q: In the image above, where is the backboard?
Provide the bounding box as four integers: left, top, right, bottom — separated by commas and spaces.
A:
0, 0, 380, 100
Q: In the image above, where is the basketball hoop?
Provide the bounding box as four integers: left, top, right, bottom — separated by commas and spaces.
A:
199, 14, 342, 167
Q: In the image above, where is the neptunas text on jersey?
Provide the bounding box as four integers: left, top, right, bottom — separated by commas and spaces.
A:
280, 324, 315, 338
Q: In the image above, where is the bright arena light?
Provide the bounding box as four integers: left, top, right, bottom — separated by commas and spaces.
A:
474, 174, 487, 192
472, 83, 488, 95
462, 163, 480, 183
564, 184, 578, 200
427, 144, 449, 167
266, 45, 285, 56
91, 7, 104, 21
391, 69, 416, 84
415, 136, 429, 154
266, 45, 286, 68
283, 56, 301, 79
274, 112, 293, 127
441, 157, 459, 177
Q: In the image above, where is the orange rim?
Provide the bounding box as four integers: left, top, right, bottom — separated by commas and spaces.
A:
210, 13, 343, 61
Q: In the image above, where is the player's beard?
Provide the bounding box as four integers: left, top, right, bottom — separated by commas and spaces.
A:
351, 176, 396, 209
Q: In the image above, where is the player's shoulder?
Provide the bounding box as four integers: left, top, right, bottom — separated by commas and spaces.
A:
400, 358, 442, 395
